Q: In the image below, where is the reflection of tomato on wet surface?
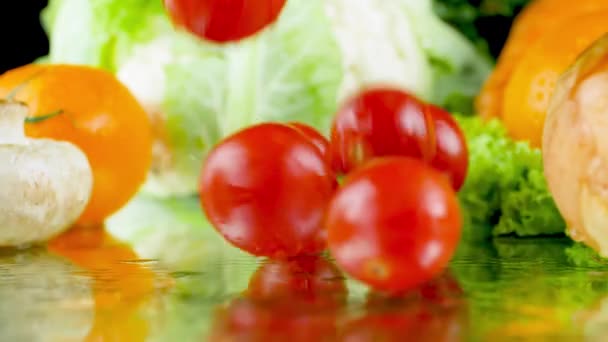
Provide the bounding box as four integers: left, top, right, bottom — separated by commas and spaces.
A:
338, 273, 467, 342
209, 256, 346, 342
48, 226, 173, 342
0, 64, 153, 226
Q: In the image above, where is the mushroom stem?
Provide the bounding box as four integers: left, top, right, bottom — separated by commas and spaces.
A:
0, 101, 29, 145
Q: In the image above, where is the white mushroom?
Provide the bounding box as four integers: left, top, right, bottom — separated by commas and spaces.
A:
543, 34, 608, 256
0, 101, 93, 246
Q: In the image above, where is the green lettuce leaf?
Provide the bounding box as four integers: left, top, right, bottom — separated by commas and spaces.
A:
455, 115, 565, 239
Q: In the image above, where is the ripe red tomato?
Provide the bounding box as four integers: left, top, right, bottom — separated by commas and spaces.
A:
424, 104, 469, 191
286, 122, 330, 161
209, 256, 346, 342
329, 88, 429, 174
326, 157, 462, 294
163, 0, 287, 43
329, 88, 468, 191
200, 123, 335, 258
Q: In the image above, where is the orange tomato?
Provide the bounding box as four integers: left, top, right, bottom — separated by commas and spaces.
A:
476, 0, 608, 120
0, 64, 153, 226
502, 11, 608, 148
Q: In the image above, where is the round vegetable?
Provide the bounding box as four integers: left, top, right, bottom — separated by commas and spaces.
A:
330, 88, 468, 190
476, 0, 608, 120
0, 64, 153, 227
326, 157, 462, 294
425, 104, 469, 191
163, 0, 287, 43
287, 122, 330, 161
330, 88, 427, 174
200, 123, 335, 258
0, 101, 92, 246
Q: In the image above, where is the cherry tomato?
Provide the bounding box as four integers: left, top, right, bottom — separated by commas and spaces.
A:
209, 256, 346, 342
286, 122, 330, 161
425, 104, 468, 190
329, 88, 468, 191
200, 123, 335, 258
330, 88, 428, 174
163, 0, 287, 43
286, 122, 338, 189
326, 157, 462, 294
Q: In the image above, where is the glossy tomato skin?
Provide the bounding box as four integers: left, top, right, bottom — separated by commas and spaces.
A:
200, 123, 335, 258
329, 88, 468, 191
164, 0, 287, 43
425, 104, 469, 191
326, 157, 462, 294
330, 88, 431, 174
287, 122, 330, 161
286, 122, 337, 190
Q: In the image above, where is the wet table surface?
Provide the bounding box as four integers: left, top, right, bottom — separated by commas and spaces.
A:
2, 196, 608, 342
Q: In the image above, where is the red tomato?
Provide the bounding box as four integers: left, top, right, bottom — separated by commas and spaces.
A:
163, 0, 287, 43
200, 123, 335, 258
286, 122, 330, 161
209, 257, 346, 342
329, 88, 468, 191
329, 88, 430, 174
424, 104, 469, 191
326, 157, 462, 294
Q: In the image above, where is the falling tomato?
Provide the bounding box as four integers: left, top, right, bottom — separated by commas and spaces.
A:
164, 0, 287, 43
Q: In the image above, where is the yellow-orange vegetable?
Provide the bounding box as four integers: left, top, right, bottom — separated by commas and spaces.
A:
0, 64, 153, 226
502, 11, 608, 148
476, 0, 608, 123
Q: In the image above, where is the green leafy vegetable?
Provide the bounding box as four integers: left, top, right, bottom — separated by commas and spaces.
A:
566, 243, 608, 268
41, 0, 492, 197
455, 115, 565, 239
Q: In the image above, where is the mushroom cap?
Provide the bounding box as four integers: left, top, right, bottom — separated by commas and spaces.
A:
0, 139, 93, 246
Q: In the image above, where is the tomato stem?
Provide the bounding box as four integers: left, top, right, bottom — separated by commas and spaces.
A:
25, 109, 64, 124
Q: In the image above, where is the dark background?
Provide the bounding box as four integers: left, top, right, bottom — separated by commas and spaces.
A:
0, 1, 50, 73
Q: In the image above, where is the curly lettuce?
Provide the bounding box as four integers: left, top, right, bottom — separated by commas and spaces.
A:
455, 115, 566, 239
